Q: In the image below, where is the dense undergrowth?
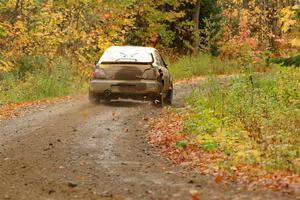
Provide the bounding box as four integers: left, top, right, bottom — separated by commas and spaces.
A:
168, 54, 243, 81
0, 56, 87, 104
179, 66, 300, 173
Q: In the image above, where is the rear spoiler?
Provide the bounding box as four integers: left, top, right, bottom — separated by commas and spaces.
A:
100, 61, 153, 65
99, 53, 155, 65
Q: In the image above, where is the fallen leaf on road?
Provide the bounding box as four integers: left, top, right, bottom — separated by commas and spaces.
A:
83, 111, 89, 120
189, 189, 201, 200
215, 175, 222, 184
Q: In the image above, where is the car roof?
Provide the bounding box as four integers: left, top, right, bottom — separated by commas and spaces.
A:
106, 46, 157, 54
98, 46, 157, 64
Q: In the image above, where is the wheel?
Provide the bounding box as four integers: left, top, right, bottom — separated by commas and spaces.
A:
165, 89, 173, 106
89, 90, 100, 104
160, 93, 164, 107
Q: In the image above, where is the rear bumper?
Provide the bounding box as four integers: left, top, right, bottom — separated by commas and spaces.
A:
89, 79, 161, 95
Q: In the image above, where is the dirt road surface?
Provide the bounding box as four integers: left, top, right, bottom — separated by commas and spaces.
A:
0, 82, 295, 200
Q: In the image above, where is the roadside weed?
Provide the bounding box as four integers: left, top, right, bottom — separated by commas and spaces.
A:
0, 56, 88, 104
180, 66, 300, 172
169, 54, 242, 81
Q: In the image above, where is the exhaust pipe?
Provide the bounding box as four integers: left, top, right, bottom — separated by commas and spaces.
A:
104, 90, 112, 97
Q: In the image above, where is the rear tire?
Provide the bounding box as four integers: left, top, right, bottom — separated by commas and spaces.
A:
165, 89, 173, 106
89, 91, 100, 104
160, 93, 164, 107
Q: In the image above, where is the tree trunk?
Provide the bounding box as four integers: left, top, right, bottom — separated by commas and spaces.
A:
14, 0, 20, 12
243, 0, 249, 8
269, 0, 279, 51
193, 0, 201, 54
14, 0, 23, 15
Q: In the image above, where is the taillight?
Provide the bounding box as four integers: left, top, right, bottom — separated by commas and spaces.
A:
142, 68, 157, 80
91, 71, 96, 78
92, 68, 106, 79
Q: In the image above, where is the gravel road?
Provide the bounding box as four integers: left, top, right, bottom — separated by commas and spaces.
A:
0, 82, 295, 200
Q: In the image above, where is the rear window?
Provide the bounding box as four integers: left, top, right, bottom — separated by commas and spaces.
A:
98, 50, 153, 64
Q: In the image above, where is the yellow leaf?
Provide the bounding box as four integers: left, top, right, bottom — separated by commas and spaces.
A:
291, 38, 300, 47
0, 60, 12, 72
232, 9, 238, 17
283, 19, 297, 33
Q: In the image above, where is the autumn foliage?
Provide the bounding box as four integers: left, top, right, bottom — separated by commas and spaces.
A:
0, 1, 299, 78
0, 0, 299, 194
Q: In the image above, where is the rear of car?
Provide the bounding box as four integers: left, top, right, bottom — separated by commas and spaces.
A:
89, 46, 170, 104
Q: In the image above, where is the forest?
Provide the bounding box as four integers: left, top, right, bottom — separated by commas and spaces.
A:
0, 0, 300, 194
0, 0, 299, 87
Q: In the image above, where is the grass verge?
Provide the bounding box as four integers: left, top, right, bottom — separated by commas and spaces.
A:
0, 55, 88, 119
168, 54, 243, 81
181, 66, 300, 173
148, 66, 300, 194
0, 56, 88, 104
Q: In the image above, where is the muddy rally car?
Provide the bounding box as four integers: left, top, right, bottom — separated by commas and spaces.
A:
89, 46, 173, 106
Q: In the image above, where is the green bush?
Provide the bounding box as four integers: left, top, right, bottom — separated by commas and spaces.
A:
0, 56, 87, 104
14, 55, 49, 78
168, 54, 242, 81
181, 66, 300, 172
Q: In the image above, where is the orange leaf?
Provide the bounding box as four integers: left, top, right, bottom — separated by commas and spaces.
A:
190, 190, 201, 200
215, 175, 222, 184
